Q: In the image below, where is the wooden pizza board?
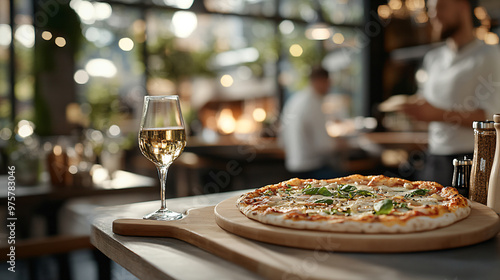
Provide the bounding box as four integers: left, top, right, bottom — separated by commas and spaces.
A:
214, 197, 500, 252
113, 196, 500, 254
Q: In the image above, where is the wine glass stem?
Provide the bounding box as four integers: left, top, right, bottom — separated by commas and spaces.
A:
157, 166, 169, 211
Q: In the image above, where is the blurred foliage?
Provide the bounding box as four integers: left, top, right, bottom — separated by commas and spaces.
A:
85, 81, 122, 131
34, 3, 82, 73
33, 2, 83, 136
288, 41, 325, 91
148, 36, 215, 83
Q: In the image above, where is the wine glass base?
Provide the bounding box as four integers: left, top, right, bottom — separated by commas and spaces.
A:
143, 209, 184, 221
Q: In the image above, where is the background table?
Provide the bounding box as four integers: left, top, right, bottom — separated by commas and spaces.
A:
91, 190, 500, 280
0, 169, 156, 279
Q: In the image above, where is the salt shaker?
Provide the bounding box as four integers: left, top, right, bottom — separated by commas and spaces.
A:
470, 121, 496, 204
487, 114, 500, 213
452, 157, 472, 197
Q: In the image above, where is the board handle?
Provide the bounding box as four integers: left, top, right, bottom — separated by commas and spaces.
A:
113, 206, 213, 237
113, 219, 176, 237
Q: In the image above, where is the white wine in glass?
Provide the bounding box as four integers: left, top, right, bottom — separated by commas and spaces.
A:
138, 95, 186, 220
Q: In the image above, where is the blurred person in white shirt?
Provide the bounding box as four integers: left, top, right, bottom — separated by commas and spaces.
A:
280, 66, 338, 179
398, 0, 500, 185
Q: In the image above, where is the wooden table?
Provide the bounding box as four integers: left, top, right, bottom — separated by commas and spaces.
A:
0, 168, 157, 279
0, 168, 157, 202
91, 190, 500, 280
0, 168, 156, 237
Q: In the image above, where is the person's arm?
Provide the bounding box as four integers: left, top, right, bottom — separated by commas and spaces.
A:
399, 96, 487, 127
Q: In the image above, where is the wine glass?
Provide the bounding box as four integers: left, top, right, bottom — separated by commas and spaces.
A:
138, 95, 187, 220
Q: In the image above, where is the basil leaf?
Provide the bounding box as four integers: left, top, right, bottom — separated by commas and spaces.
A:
318, 187, 333, 196
332, 191, 349, 199
303, 187, 319, 195
303, 186, 332, 196
353, 190, 374, 197
374, 199, 394, 215
404, 189, 429, 199
340, 185, 357, 192
341, 208, 352, 216
315, 199, 334, 205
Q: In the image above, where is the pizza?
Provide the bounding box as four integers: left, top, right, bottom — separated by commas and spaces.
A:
236, 175, 471, 233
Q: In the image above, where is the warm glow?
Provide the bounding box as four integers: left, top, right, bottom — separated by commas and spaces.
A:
332, 33, 345, 44
66, 103, 83, 125
414, 0, 425, 9
73, 0, 96, 24
405, 0, 424, 11
118, 37, 134, 51
415, 11, 428, 23
252, 108, 267, 122
485, 32, 499, 45
42, 31, 52, 40
55, 37, 66, 47
482, 19, 491, 29
474, 6, 488, 21
415, 69, 428, 83
217, 109, 236, 134
53, 145, 63, 156
85, 58, 117, 78
74, 69, 90, 84
388, 0, 402, 10
17, 120, 34, 138
235, 117, 257, 134
326, 121, 347, 138
94, 2, 112, 20
476, 26, 489, 40
172, 11, 197, 38
306, 26, 332, 40
133, 20, 146, 33
220, 74, 234, 87
377, 5, 392, 19
289, 44, 303, 57
405, 0, 416, 11
15, 24, 35, 48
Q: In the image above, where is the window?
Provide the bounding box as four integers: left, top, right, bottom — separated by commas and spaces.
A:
4, 0, 371, 139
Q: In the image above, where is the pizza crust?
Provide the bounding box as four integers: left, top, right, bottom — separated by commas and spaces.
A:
241, 204, 471, 233
237, 175, 472, 234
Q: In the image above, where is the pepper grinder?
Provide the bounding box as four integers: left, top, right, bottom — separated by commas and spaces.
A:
452, 156, 472, 198
487, 114, 500, 213
470, 121, 496, 204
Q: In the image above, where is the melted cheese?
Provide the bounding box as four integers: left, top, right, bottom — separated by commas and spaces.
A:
259, 183, 446, 217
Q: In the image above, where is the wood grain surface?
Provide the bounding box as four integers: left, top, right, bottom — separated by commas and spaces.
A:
111, 197, 500, 279
215, 197, 500, 252
114, 196, 500, 253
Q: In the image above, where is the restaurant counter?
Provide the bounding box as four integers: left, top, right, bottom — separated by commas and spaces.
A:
91, 189, 500, 280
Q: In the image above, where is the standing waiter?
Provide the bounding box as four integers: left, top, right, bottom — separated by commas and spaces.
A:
398, 0, 500, 185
